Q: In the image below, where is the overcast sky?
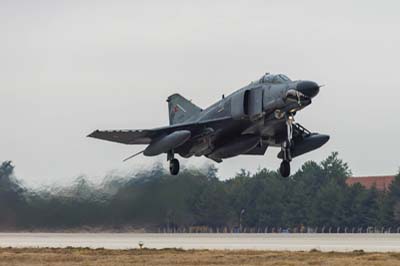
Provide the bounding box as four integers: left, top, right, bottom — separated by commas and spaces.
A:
1, 0, 399, 187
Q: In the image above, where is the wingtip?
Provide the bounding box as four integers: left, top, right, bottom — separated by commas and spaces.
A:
87, 130, 99, 138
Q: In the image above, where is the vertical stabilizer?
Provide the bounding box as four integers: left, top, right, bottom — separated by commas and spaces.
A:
167, 94, 202, 125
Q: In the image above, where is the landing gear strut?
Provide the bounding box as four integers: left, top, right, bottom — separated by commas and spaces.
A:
280, 115, 294, 178
168, 151, 180, 175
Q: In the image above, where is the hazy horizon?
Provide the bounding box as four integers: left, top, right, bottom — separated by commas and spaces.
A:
1, 0, 399, 187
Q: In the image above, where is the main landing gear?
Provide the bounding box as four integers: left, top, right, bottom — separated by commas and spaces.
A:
280, 115, 294, 178
168, 151, 180, 175
280, 160, 290, 178
169, 159, 180, 175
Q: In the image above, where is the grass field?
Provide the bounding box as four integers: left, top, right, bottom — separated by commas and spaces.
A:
1, 248, 400, 266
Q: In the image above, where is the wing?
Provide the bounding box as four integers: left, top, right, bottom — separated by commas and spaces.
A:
88, 117, 231, 145
87, 129, 155, 144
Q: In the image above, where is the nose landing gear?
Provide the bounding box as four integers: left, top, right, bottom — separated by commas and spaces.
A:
280, 139, 291, 178
280, 115, 294, 178
168, 151, 180, 175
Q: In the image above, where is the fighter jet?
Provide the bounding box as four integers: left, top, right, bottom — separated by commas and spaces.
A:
88, 73, 329, 177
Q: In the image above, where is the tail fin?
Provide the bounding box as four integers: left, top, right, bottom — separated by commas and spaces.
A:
167, 94, 202, 125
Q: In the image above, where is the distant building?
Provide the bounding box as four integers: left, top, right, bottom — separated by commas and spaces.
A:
346, 175, 395, 191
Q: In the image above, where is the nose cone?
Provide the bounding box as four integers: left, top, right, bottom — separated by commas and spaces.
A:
296, 81, 320, 98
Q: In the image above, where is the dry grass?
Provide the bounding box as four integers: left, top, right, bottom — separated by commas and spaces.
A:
1, 248, 400, 266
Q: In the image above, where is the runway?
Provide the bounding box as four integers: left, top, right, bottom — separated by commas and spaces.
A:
1, 233, 400, 252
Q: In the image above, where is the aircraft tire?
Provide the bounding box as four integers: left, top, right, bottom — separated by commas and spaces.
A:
169, 158, 180, 175
280, 160, 290, 177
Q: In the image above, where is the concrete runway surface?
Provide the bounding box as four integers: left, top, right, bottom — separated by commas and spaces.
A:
1, 233, 400, 252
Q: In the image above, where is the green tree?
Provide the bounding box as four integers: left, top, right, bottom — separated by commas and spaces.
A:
191, 178, 232, 228
321, 152, 352, 186
310, 179, 346, 227
382, 170, 400, 227
0, 161, 28, 229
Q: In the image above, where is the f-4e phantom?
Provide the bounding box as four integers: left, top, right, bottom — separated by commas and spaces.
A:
88, 73, 329, 177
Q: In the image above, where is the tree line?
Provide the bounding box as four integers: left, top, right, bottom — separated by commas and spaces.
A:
0, 152, 399, 231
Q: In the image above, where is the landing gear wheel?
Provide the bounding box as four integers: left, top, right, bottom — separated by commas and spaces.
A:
169, 158, 180, 175
280, 160, 291, 178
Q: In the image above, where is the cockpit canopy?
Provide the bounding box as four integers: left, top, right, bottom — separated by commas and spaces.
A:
258, 73, 291, 84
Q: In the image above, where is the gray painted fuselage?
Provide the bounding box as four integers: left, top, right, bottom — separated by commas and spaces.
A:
173, 74, 317, 162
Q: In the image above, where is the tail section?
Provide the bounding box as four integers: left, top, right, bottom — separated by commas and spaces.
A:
167, 94, 202, 125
